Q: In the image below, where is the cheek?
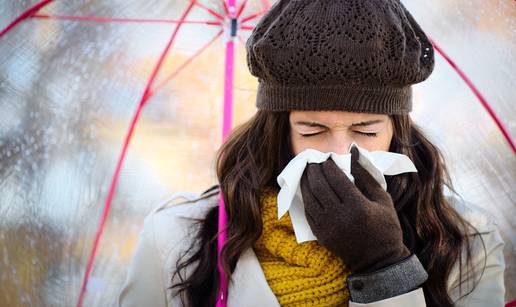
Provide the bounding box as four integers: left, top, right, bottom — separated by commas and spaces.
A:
290, 133, 307, 155
365, 127, 393, 152
358, 135, 391, 151
360, 121, 393, 152
290, 131, 322, 155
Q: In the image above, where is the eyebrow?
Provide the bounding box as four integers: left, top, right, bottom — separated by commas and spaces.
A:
294, 119, 384, 128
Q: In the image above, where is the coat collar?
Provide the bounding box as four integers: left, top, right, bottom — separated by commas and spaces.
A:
228, 247, 280, 306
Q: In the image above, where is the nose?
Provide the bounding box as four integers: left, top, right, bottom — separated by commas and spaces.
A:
328, 132, 353, 155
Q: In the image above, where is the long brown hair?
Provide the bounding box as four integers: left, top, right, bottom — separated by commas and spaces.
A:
169, 110, 486, 307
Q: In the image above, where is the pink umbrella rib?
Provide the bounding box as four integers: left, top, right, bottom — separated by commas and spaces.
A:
236, 0, 248, 18
240, 8, 267, 24
206, 0, 230, 16
430, 38, 516, 153
194, 1, 226, 21
151, 29, 223, 95
0, 0, 54, 37
76, 2, 198, 307
222, 0, 230, 17
31, 14, 222, 26
240, 24, 255, 31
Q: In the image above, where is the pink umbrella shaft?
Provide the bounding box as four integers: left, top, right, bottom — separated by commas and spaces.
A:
217, 1, 237, 306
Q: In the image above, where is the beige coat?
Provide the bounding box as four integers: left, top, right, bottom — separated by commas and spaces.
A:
118, 189, 506, 307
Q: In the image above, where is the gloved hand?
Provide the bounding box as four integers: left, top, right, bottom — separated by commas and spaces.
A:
300, 146, 411, 274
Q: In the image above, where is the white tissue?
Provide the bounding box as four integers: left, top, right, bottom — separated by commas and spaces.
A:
276, 141, 417, 243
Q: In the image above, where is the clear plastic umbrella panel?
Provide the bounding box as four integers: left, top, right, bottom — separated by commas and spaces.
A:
0, 1, 514, 306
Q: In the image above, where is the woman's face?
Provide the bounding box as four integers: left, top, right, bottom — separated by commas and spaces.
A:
289, 110, 393, 155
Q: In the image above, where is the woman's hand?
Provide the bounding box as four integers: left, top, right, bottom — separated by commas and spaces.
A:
300, 146, 411, 274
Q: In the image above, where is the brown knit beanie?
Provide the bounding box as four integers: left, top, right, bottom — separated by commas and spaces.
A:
245, 0, 435, 115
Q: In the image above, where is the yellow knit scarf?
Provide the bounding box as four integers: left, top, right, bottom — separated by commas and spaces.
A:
253, 188, 351, 306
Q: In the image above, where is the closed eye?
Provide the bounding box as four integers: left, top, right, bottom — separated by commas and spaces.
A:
355, 131, 378, 137
299, 131, 324, 137
300, 131, 378, 137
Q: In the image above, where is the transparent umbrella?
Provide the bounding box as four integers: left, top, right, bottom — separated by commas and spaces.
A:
0, 0, 514, 306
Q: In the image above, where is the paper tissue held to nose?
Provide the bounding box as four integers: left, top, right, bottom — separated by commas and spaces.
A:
276, 141, 418, 244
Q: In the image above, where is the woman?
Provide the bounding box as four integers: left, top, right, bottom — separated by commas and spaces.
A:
118, 0, 506, 306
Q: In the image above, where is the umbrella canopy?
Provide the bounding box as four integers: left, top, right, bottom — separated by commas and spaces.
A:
0, 0, 514, 306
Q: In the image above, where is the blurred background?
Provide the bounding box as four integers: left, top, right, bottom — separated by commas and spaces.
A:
0, 0, 514, 306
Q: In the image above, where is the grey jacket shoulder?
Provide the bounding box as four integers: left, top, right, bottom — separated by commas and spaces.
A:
445, 193, 499, 234
142, 186, 221, 259
118, 185, 221, 307
150, 185, 220, 218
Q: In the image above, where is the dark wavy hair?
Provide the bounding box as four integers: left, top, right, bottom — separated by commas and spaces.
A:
169, 110, 486, 307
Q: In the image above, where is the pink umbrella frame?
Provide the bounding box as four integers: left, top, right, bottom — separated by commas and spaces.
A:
1, 1, 514, 307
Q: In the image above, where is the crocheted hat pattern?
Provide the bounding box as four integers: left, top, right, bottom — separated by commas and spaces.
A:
246, 0, 435, 114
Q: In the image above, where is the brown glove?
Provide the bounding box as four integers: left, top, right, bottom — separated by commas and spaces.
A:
300, 146, 411, 274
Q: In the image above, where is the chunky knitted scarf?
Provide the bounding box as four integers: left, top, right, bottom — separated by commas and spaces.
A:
253, 188, 351, 306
